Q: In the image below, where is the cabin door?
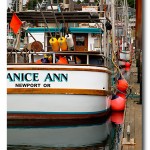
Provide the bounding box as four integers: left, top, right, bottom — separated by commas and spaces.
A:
73, 34, 88, 51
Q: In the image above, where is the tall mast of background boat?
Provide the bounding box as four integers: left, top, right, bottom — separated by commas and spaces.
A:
111, 0, 116, 56
123, 0, 128, 48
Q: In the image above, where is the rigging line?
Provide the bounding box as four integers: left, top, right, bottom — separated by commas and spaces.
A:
58, 4, 65, 24
37, 1, 52, 38
48, 0, 61, 37
111, 0, 124, 79
22, 28, 37, 41
111, 37, 123, 78
116, 3, 121, 60
58, 4, 69, 34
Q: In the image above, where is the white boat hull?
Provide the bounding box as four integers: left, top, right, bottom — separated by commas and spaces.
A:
7, 65, 111, 120
8, 94, 111, 119
119, 51, 131, 61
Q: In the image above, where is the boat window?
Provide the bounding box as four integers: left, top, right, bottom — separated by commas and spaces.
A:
76, 36, 85, 46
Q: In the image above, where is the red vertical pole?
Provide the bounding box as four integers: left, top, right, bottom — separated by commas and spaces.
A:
135, 0, 142, 103
136, 0, 142, 50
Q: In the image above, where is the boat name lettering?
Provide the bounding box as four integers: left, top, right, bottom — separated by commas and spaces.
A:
7, 73, 68, 82
15, 83, 41, 87
44, 73, 68, 82
7, 73, 39, 82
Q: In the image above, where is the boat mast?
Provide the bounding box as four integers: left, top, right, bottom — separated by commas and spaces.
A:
123, 0, 128, 49
13, 0, 23, 12
111, 0, 116, 55
19, 0, 23, 12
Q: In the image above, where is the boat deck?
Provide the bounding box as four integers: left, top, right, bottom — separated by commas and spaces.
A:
7, 50, 110, 67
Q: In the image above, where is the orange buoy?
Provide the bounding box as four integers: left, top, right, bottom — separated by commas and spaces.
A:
116, 77, 128, 92
49, 37, 60, 52
56, 56, 68, 64
58, 37, 68, 51
111, 111, 124, 124
111, 94, 126, 111
125, 62, 131, 67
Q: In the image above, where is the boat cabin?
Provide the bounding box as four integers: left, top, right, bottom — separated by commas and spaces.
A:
27, 27, 104, 52
7, 26, 108, 66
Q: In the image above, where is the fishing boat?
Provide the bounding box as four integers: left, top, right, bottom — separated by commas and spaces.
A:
7, 4, 112, 120
115, 1, 132, 67
115, 22, 131, 67
118, 40, 132, 66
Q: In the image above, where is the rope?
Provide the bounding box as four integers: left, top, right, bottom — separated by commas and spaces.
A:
37, 1, 53, 38
111, 42, 124, 78
58, 4, 68, 33
48, 0, 61, 37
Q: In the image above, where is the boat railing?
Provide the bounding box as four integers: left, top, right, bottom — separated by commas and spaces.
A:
7, 51, 111, 68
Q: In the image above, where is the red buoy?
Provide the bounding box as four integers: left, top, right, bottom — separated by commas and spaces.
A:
116, 92, 126, 100
56, 56, 68, 64
111, 111, 124, 124
125, 62, 131, 67
111, 95, 126, 111
35, 59, 42, 64
125, 67, 130, 71
117, 78, 128, 92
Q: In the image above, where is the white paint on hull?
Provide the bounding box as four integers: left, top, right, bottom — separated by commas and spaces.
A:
7, 94, 111, 113
7, 70, 109, 90
7, 65, 110, 91
7, 65, 111, 115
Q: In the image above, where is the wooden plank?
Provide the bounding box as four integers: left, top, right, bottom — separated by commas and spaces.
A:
134, 103, 142, 150
7, 66, 112, 74
121, 99, 142, 150
129, 102, 137, 150
7, 88, 111, 95
127, 100, 135, 150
